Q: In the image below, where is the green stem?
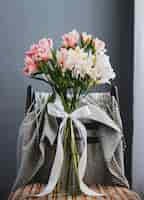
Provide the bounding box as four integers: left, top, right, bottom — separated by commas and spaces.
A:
65, 148, 71, 193
56, 124, 69, 193
70, 119, 80, 186
71, 88, 77, 111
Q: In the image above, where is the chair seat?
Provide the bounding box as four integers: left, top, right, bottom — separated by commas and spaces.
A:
8, 183, 140, 200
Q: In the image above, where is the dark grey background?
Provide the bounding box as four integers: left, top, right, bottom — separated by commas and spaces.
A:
0, 0, 133, 199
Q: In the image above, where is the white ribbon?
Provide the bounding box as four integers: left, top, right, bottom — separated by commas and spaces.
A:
35, 103, 121, 197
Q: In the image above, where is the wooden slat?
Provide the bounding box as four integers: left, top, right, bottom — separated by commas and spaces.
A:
93, 185, 103, 200
115, 186, 127, 200
10, 187, 25, 200
107, 186, 119, 200
122, 187, 141, 200
39, 184, 49, 200
103, 186, 112, 200
97, 185, 107, 200
72, 191, 77, 200
28, 183, 41, 200
21, 184, 33, 200
52, 185, 58, 200
106, 186, 113, 200
103, 186, 111, 200
79, 194, 86, 200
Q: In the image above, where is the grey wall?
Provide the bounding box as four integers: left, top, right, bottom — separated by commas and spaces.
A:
0, 0, 133, 198
133, 0, 144, 196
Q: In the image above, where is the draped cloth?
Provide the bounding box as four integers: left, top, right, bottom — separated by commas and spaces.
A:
12, 91, 129, 196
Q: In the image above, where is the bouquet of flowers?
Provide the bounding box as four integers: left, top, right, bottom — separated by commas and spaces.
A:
23, 30, 116, 197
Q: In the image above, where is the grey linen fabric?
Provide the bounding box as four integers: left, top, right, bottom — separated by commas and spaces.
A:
12, 91, 129, 193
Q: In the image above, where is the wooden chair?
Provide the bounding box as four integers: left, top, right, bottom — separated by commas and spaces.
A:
8, 85, 141, 200
9, 184, 140, 200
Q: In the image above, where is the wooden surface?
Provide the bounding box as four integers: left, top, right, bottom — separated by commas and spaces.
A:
8, 183, 141, 200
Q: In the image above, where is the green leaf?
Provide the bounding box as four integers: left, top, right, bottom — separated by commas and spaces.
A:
51, 48, 57, 63
47, 89, 56, 103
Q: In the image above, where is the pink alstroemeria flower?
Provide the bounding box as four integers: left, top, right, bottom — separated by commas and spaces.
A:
57, 48, 68, 66
56, 48, 73, 72
93, 38, 105, 50
25, 38, 53, 62
23, 56, 38, 76
38, 38, 53, 49
62, 29, 79, 48
25, 44, 39, 57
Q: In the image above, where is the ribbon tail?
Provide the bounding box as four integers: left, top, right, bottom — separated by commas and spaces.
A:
35, 119, 66, 197
73, 119, 105, 197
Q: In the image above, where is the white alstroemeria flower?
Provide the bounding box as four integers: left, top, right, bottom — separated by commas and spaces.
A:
65, 47, 87, 69
70, 48, 95, 78
87, 52, 115, 83
76, 52, 95, 78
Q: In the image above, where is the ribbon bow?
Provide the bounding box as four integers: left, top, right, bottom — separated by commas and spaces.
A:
36, 102, 121, 197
